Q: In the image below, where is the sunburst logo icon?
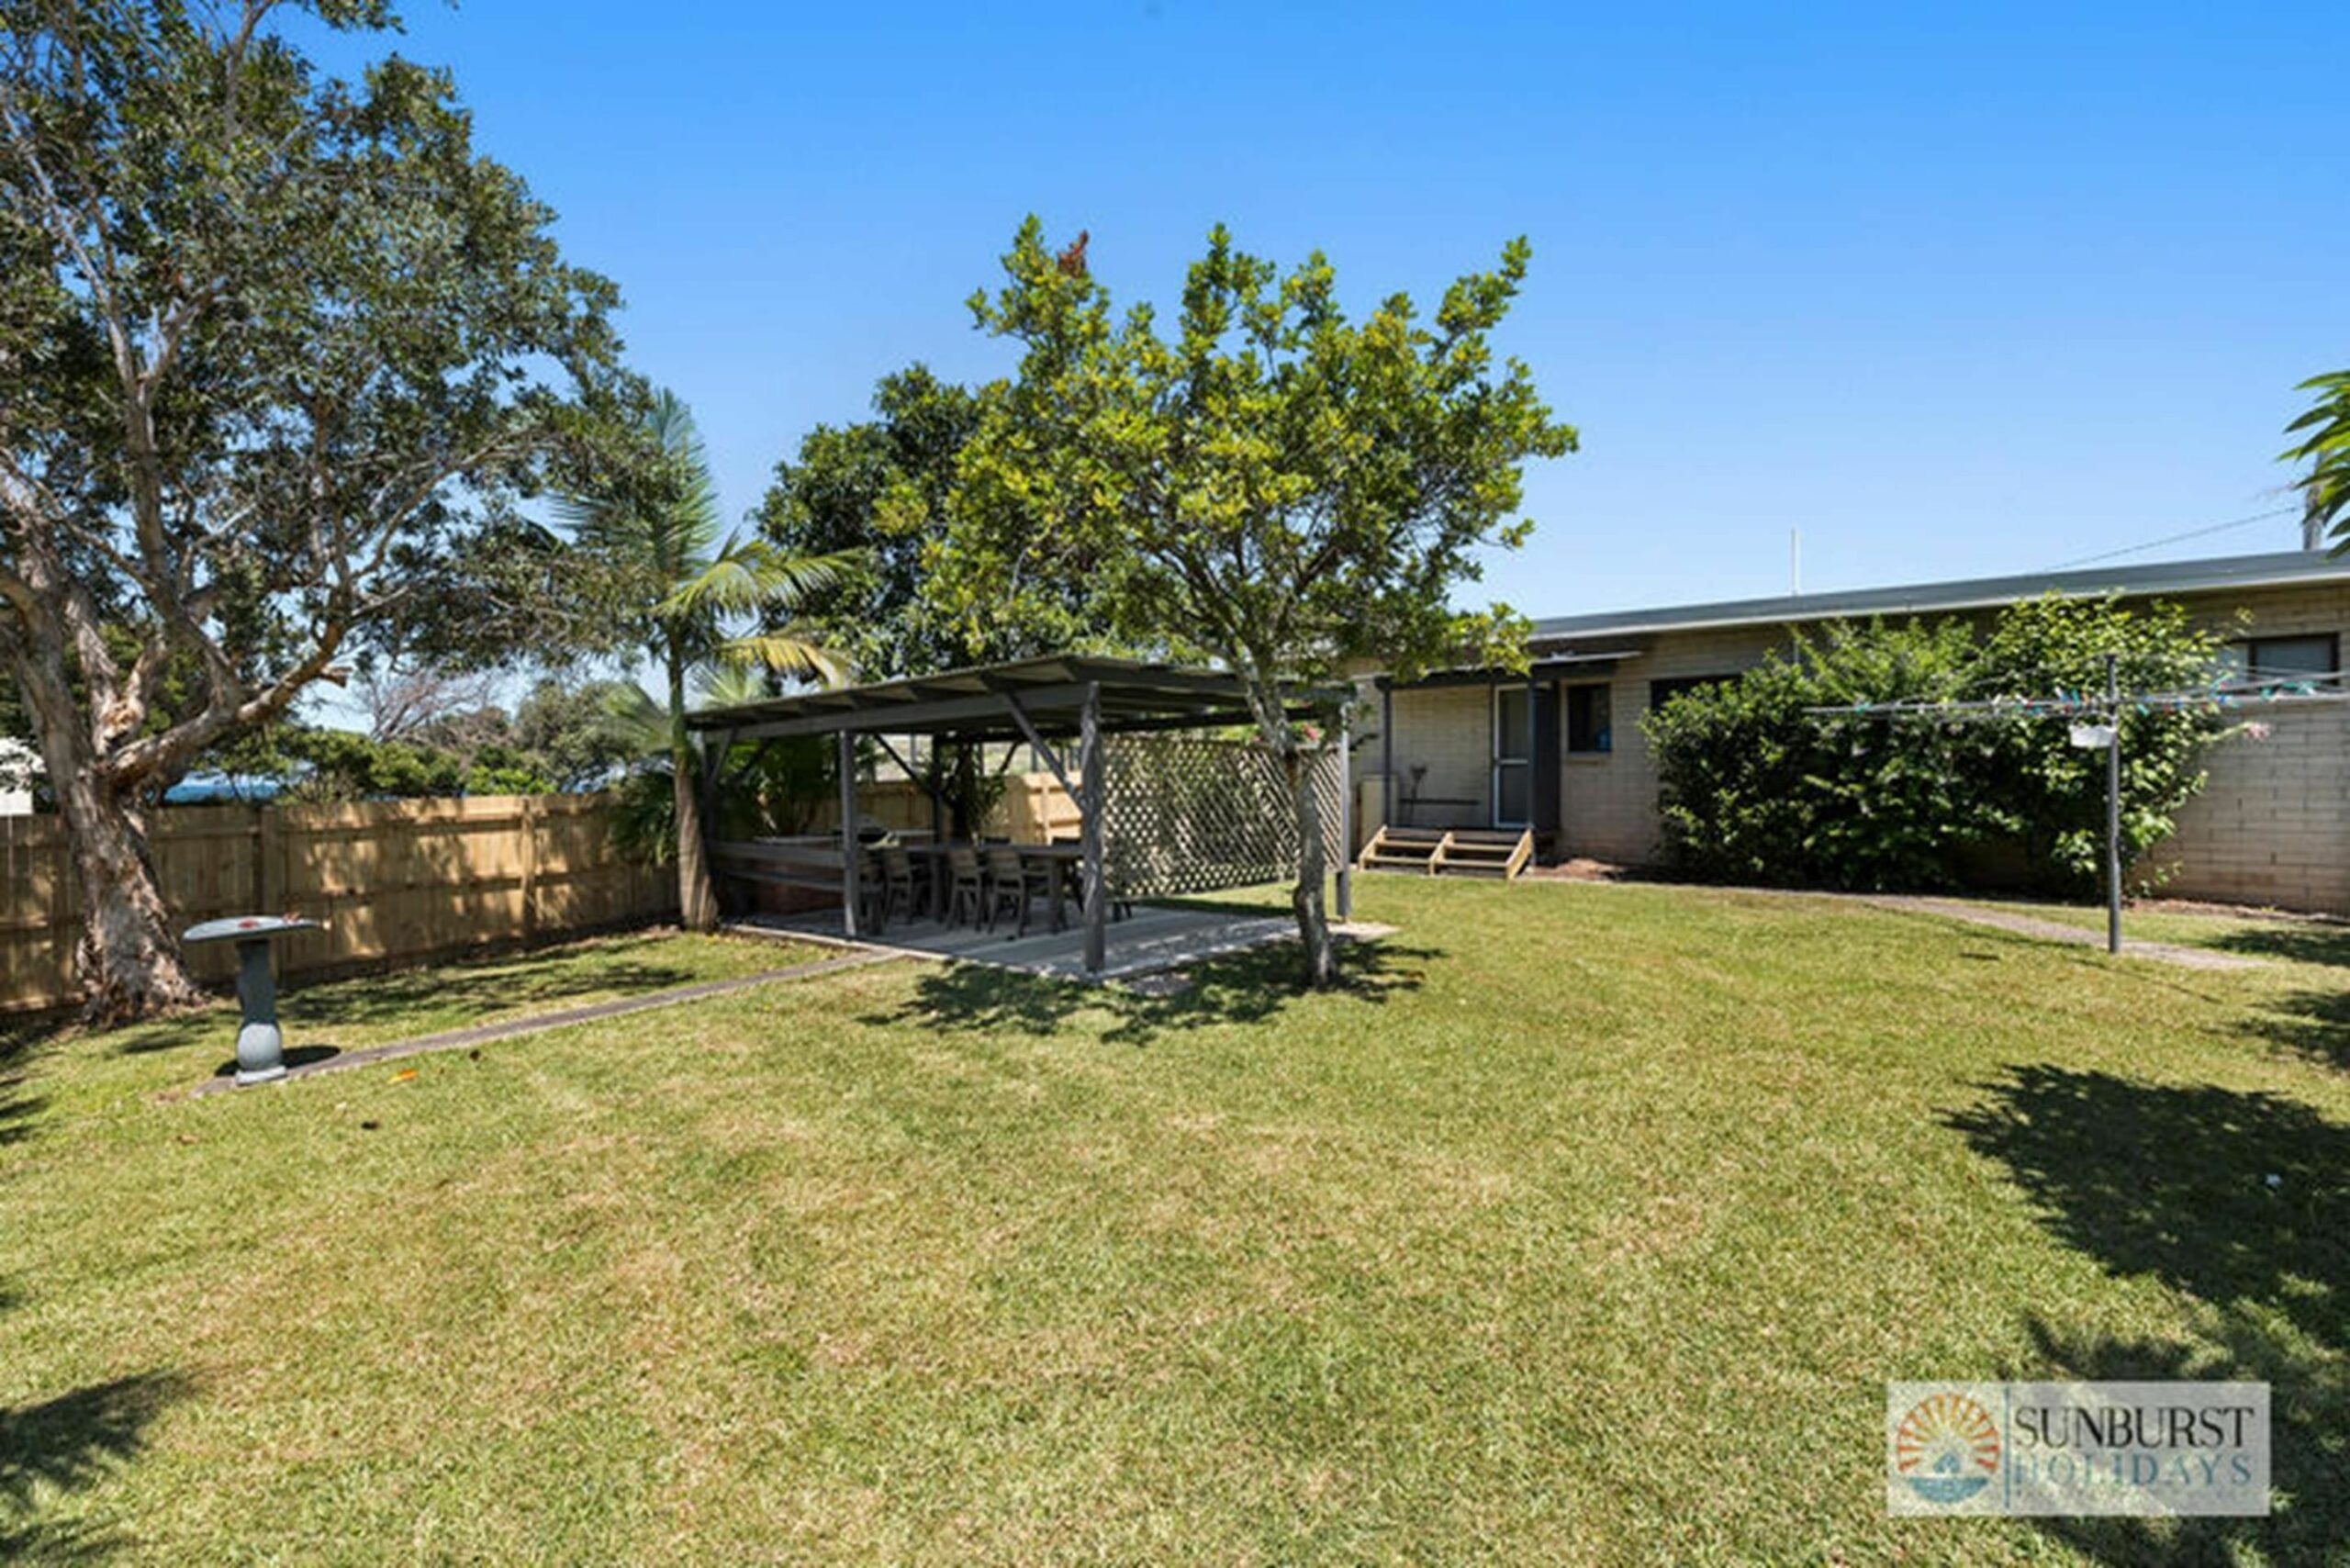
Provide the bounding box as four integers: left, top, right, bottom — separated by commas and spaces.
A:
1893, 1391, 2001, 1505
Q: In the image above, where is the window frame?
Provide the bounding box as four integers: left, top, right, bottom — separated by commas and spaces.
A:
2221, 633, 2339, 684
1565, 681, 1612, 755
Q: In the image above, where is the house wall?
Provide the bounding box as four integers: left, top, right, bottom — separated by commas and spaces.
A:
1367, 579, 2350, 912
2153, 582, 2350, 910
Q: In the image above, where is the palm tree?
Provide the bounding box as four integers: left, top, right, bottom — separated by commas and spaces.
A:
2286, 370, 2350, 550
562, 390, 856, 929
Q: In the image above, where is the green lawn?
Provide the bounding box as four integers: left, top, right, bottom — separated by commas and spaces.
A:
1, 886, 2343, 1563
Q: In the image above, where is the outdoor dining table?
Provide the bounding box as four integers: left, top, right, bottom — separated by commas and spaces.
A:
898, 841, 1085, 932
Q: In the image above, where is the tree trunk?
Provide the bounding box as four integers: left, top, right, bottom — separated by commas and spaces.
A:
1284, 742, 1339, 989
668, 650, 719, 932
54, 766, 207, 1025
674, 761, 718, 932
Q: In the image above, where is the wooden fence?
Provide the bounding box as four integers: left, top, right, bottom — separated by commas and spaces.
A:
0, 793, 676, 1014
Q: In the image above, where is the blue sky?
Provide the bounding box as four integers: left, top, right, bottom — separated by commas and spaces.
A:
312, 1, 2342, 619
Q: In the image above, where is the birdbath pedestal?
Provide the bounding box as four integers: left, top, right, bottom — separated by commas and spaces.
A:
182, 916, 324, 1086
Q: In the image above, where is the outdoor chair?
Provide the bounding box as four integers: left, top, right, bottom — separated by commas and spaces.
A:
946, 846, 986, 927
856, 850, 891, 933
878, 845, 920, 926
982, 847, 1048, 935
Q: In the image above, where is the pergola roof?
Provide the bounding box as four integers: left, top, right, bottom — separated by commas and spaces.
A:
686, 654, 1330, 745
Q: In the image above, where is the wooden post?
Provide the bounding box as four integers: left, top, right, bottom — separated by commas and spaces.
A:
838, 730, 860, 938
1080, 680, 1105, 976
1335, 703, 1353, 920
518, 795, 540, 940
1380, 683, 1395, 834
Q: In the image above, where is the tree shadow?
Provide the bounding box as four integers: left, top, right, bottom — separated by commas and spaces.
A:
1946, 1067, 2349, 1559
2010, 1313, 2346, 1566
866, 935, 1433, 1047
2239, 989, 2350, 1075
0, 1371, 186, 1559
112, 956, 702, 1057
0, 1082, 41, 1149
2206, 922, 2350, 969
1945, 1066, 2345, 1350
0, 1019, 48, 1151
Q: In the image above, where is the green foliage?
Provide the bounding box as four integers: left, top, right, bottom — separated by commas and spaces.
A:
596, 674, 837, 866
946, 219, 1576, 697
559, 389, 855, 924
2285, 370, 2350, 548
756, 366, 1108, 676
1644, 597, 2233, 893
944, 219, 1574, 980
274, 728, 553, 802
0, 0, 624, 790
510, 677, 649, 791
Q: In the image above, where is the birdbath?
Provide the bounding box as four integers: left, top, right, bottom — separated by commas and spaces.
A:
182, 916, 324, 1085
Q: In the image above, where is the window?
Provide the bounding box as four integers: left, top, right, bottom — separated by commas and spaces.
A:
1650, 674, 1732, 711
1566, 683, 1612, 754
2219, 634, 2338, 683
1492, 685, 1531, 827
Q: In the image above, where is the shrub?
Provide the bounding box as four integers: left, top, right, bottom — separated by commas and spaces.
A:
1643, 597, 2232, 894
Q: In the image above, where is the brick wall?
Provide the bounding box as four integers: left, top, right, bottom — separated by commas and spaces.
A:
1367, 579, 2350, 912
2153, 583, 2350, 909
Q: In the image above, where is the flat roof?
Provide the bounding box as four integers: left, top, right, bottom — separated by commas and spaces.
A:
1530, 550, 2350, 644
687, 654, 1327, 744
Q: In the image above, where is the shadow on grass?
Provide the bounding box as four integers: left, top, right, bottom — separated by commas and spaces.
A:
0, 1015, 49, 1151
867, 934, 1434, 1047
207, 1044, 341, 1081
2014, 1313, 2346, 1566
1947, 1066, 2349, 1560
0, 1371, 186, 1560
113, 951, 703, 1057
2206, 921, 2350, 969
2240, 989, 2350, 1074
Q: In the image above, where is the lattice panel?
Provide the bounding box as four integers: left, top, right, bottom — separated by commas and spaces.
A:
1100, 735, 1344, 898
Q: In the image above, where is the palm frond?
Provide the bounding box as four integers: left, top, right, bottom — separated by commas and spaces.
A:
712, 626, 854, 689
664, 539, 863, 621
693, 662, 773, 711
597, 681, 672, 760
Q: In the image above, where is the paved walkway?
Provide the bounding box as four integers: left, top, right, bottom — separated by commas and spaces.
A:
738, 902, 1355, 982
1855, 896, 2265, 970
185, 947, 903, 1097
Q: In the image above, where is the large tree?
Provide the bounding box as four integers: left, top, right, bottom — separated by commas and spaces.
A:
0, 0, 621, 1019
757, 362, 1130, 835
946, 220, 1576, 985
755, 363, 1123, 676
557, 390, 850, 932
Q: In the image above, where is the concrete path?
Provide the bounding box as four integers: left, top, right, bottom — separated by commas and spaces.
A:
185, 947, 903, 1097
1856, 896, 2266, 970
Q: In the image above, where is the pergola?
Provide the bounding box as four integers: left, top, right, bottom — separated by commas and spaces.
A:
686, 655, 1348, 976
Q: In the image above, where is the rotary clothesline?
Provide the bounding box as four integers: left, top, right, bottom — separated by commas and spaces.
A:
1804, 673, 2348, 721
1791, 655, 2342, 956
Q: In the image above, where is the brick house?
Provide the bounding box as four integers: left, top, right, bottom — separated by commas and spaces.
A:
1355, 549, 2350, 912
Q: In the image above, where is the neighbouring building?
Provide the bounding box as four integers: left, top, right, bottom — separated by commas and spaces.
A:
1356, 549, 2350, 912
0, 739, 35, 817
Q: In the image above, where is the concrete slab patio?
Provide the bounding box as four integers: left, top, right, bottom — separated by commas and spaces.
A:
735, 902, 1372, 983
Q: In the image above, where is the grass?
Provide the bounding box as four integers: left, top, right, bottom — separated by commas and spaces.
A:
1, 886, 2344, 1562
1981, 894, 2350, 968
33, 927, 823, 1084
